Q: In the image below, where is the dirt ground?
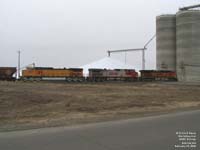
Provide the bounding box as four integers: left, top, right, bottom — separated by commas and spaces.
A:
0, 81, 200, 131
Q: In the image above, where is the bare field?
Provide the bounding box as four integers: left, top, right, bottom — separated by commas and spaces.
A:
0, 81, 200, 131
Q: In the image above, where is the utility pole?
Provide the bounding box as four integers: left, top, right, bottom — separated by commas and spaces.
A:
17, 50, 21, 79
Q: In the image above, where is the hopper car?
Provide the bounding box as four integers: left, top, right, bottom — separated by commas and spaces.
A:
0, 67, 16, 81
87, 69, 138, 82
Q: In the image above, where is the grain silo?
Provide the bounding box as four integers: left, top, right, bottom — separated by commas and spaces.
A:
176, 10, 200, 81
156, 15, 176, 71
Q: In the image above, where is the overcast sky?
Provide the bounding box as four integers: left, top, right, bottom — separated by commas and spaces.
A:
0, 0, 199, 69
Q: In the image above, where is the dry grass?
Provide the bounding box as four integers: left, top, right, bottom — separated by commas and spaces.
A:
0, 81, 200, 130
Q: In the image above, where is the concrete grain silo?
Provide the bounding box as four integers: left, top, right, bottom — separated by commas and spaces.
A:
156, 15, 176, 71
176, 10, 200, 81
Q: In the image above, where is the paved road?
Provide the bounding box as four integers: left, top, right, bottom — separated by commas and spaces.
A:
0, 110, 199, 150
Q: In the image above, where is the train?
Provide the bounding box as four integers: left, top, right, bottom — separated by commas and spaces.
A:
20, 67, 177, 82
0, 66, 177, 82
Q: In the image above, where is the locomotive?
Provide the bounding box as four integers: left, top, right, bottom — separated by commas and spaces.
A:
87, 69, 138, 82
21, 67, 84, 82
140, 70, 177, 81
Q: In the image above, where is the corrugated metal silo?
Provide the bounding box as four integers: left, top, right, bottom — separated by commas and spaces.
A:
156, 15, 176, 71
176, 10, 200, 81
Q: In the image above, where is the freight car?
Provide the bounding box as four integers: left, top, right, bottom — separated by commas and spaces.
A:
0, 67, 16, 81
87, 69, 138, 82
140, 70, 177, 81
21, 67, 84, 82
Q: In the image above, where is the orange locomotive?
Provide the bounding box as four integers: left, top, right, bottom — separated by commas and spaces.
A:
140, 70, 177, 81
22, 67, 84, 82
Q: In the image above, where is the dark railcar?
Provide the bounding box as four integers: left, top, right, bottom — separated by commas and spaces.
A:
0, 67, 16, 80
